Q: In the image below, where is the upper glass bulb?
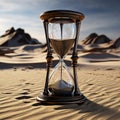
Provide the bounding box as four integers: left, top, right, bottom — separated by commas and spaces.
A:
49, 18, 76, 58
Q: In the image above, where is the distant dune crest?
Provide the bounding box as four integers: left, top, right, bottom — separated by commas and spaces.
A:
0, 27, 40, 47
79, 33, 120, 52
81, 33, 111, 45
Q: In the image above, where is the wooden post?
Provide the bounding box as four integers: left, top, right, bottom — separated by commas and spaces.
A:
72, 20, 81, 95
43, 20, 53, 95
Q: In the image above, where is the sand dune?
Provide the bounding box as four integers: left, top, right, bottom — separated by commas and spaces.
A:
0, 27, 40, 47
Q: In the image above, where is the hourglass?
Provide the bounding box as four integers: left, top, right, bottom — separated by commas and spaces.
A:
37, 10, 86, 104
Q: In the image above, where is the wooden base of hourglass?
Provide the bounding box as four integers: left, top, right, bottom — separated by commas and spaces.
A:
37, 94, 86, 105
37, 54, 86, 105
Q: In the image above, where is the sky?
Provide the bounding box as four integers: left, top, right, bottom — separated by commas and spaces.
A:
0, 0, 120, 43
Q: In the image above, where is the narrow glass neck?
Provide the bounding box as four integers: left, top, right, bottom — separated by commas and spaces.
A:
58, 56, 65, 60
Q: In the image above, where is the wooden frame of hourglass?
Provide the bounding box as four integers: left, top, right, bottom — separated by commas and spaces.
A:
37, 10, 86, 104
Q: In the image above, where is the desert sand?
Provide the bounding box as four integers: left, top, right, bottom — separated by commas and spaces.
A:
0, 43, 120, 120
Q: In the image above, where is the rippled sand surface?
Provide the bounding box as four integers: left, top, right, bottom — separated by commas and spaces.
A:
0, 45, 120, 120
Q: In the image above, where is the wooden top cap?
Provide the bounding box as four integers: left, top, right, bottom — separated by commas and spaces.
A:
40, 10, 85, 22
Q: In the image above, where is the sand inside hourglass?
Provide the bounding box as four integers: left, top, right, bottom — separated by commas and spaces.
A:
49, 39, 74, 96
50, 39, 74, 58
49, 80, 74, 96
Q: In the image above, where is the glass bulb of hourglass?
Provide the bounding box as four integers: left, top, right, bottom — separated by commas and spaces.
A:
49, 21, 76, 58
48, 60, 74, 96
48, 20, 76, 96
